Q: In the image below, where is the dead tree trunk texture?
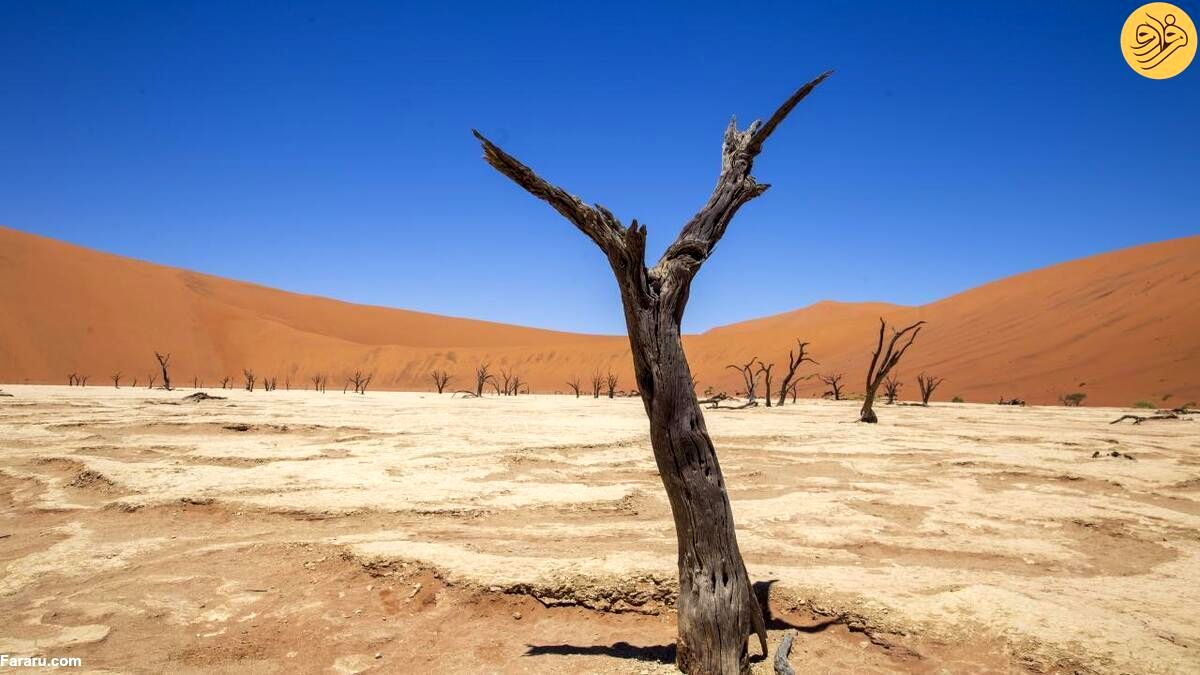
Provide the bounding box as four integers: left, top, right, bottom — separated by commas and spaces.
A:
154, 352, 172, 391
726, 358, 760, 406
756, 362, 774, 408
916, 372, 944, 405
473, 72, 829, 674
859, 318, 924, 423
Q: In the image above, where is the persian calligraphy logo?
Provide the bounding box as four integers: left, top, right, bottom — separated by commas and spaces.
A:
1122, 3, 1195, 79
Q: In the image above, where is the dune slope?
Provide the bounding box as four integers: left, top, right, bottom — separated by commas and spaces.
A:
1, 225, 1196, 405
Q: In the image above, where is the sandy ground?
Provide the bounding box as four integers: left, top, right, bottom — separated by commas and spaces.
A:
1, 386, 1198, 674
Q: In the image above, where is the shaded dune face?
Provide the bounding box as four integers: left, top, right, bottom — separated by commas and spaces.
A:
0, 225, 1197, 405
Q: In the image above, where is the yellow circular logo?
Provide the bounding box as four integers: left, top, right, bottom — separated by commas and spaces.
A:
1122, 2, 1196, 79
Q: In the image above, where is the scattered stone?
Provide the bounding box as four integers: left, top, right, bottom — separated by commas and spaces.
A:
512, 611, 522, 620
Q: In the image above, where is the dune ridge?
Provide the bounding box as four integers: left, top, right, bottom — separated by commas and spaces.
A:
1, 225, 1197, 405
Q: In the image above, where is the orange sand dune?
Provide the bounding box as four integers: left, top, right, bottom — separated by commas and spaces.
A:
1, 225, 1196, 406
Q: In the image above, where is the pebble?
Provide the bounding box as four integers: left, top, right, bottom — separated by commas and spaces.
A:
512, 612, 522, 620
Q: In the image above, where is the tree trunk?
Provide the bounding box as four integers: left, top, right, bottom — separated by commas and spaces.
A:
623, 289, 767, 674
473, 72, 828, 673
859, 389, 878, 423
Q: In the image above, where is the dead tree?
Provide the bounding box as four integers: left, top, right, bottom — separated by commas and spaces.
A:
349, 370, 372, 395
819, 373, 844, 400
776, 341, 817, 406
147, 374, 157, 389
606, 371, 619, 399
566, 375, 583, 398
78, 375, 89, 387
220, 376, 232, 390
193, 376, 200, 389
473, 363, 495, 397
726, 358, 760, 406
859, 319, 924, 423
916, 373, 944, 405
262, 376, 277, 392
111, 373, 122, 388
473, 72, 830, 672
130, 377, 138, 388
243, 369, 256, 392
590, 371, 604, 399
882, 375, 901, 404
509, 374, 524, 396
431, 369, 452, 394
68, 372, 78, 386
154, 352, 172, 390
756, 362, 775, 408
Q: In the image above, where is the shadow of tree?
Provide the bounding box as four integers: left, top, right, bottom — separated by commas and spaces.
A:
523, 580, 840, 665
523, 641, 675, 664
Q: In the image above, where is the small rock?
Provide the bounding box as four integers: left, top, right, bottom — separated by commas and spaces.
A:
374, 653, 382, 660
512, 612, 522, 620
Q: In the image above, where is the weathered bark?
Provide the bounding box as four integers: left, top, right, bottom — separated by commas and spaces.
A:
154, 352, 172, 391
773, 630, 797, 675
472, 72, 829, 673
776, 341, 817, 406
859, 318, 924, 423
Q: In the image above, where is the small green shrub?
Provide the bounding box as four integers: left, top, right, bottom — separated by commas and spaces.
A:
1059, 392, 1087, 407
951, 395, 965, 403
1133, 401, 1156, 409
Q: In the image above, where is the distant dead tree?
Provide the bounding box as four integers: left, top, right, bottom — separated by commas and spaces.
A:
147, 374, 157, 389
916, 373, 944, 405
473, 363, 495, 397
605, 371, 619, 399
820, 373, 844, 400
78, 375, 89, 387
509, 373, 524, 396
473, 74, 831, 672
882, 375, 901, 404
787, 381, 801, 403
431, 369, 452, 394
130, 377, 139, 388
220, 376, 232, 390
755, 362, 775, 408
859, 319, 925, 423
67, 372, 77, 386
498, 367, 519, 396
776, 340, 817, 406
566, 375, 582, 398
590, 371, 604, 399
726, 358, 760, 405
284, 376, 290, 391
154, 352, 172, 391
349, 370, 372, 395
193, 376, 200, 389
243, 369, 256, 392
111, 373, 122, 388
310, 374, 327, 393
263, 376, 277, 392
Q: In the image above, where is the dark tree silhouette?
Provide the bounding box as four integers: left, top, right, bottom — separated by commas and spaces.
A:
310, 374, 327, 393
130, 377, 139, 388
68, 373, 78, 386
859, 319, 924, 423
147, 374, 157, 389
916, 373, 944, 405
590, 371, 604, 399
473, 72, 830, 673
755, 362, 775, 408
473, 363, 495, 397
605, 371, 619, 399
820, 373, 844, 400
776, 341, 817, 406
154, 352, 172, 391
726, 358, 760, 406
431, 369, 452, 394
566, 376, 582, 398
349, 371, 372, 395
882, 375, 901, 404
78, 375, 89, 387
220, 376, 232, 390
243, 369, 256, 392
111, 373, 122, 388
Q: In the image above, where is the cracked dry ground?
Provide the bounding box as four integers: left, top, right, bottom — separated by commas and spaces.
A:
1, 386, 1198, 673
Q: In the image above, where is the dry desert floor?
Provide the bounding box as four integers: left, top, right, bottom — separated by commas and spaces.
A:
1, 386, 1198, 674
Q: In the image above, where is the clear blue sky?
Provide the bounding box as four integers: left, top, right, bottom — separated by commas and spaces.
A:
2, 1, 1196, 334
